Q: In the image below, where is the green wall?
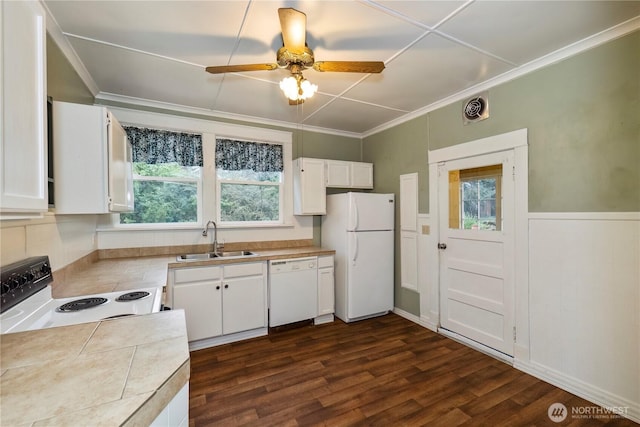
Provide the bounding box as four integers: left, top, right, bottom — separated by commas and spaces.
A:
47, 35, 94, 104
364, 30, 640, 316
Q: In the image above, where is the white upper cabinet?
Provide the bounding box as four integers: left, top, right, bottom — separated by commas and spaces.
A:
325, 160, 373, 189
325, 160, 351, 187
294, 157, 374, 215
293, 157, 326, 215
53, 102, 134, 214
0, 1, 48, 217
350, 162, 374, 189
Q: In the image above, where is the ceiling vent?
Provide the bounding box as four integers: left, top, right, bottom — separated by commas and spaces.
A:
463, 93, 489, 124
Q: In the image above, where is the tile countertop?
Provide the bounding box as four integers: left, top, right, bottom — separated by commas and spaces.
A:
53, 246, 335, 298
166, 246, 336, 269
0, 309, 190, 426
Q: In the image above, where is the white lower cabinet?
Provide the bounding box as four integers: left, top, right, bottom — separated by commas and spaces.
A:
170, 262, 267, 343
221, 263, 267, 335
317, 255, 335, 321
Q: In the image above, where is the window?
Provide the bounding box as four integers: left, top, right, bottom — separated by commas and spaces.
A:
120, 163, 201, 225
215, 138, 283, 225
449, 164, 502, 231
119, 126, 203, 226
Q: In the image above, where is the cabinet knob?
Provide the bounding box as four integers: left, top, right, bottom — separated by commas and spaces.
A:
216, 285, 220, 290
224, 284, 229, 289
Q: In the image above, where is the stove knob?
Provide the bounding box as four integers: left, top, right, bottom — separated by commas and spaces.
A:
25, 272, 35, 282
41, 263, 51, 275
1, 282, 10, 295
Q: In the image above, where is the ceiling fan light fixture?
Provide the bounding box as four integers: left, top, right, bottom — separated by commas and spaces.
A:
280, 73, 317, 102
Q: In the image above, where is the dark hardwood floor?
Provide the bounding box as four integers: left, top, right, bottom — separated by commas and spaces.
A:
189, 314, 637, 426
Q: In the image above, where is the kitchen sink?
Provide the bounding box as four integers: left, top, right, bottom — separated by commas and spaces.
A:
176, 251, 258, 262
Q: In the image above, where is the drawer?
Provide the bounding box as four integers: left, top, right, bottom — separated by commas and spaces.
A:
318, 255, 334, 269
223, 262, 264, 278
174, 266, 222, 284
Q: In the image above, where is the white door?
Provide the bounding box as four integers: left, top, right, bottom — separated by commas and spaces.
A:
438, 150, 515, 356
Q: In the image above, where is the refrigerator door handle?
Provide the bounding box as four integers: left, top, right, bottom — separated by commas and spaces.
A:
352, 234, 359, 263
348, 195, 359, 231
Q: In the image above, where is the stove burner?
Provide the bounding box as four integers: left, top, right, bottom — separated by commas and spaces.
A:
115, 291, 150, 302
57, 297, 108, 312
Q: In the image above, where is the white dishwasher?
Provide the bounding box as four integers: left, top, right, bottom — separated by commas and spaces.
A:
269, 257, 318, 327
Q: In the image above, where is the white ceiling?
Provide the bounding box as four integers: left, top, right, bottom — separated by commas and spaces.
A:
44, 1, 640, 136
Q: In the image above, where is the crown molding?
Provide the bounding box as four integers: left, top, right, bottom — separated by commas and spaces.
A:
94, 92, 362, 139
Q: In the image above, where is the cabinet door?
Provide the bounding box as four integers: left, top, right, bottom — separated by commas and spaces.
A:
222, 275, 266, 335
318, 267, 335, 315
325, 160, 351, 187
107, 113, 134, 212
173, 281, 222, 341
0, 1, 47, 214
400, 232, 418, 291
351, 162, 373, 189
293, 158, 326, 215
400, 173, 418, 231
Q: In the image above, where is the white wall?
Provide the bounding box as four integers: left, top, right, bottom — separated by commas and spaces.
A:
519, 213, 640, 421
0, 214, 97, 270
96, 216, 313, 249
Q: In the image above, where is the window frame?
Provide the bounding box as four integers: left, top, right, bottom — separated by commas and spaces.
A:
103, 108, 293, 231
457, 165, 503, 231
214, 139, 285, 227
117, 164, 203, 228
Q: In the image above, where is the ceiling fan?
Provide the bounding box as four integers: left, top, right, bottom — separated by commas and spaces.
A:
205, 8, 385, 105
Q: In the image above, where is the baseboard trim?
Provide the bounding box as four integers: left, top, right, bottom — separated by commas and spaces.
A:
515, 360, 640, 424
438, 328, 514, 365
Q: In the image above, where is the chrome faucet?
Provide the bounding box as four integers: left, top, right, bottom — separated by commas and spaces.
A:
202, 220, 219, 254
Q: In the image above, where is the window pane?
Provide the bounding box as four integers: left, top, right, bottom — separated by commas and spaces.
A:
133, 162, 200, 179
478, 178, 496, 199
217, 169, 281, 183
220, 183, 279, 221
120, 181, 198, 224
461, 181, 478, 200
450, 164, 502, 230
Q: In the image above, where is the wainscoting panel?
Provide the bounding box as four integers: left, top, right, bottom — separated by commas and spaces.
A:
525, 213, 639, 422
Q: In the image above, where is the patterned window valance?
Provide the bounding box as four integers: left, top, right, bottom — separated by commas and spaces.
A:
215, 138, 283, 172
124, 126, 203, 167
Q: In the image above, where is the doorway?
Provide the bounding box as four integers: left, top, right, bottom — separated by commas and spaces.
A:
426, 128, 528, 360
438, 151, 515, 356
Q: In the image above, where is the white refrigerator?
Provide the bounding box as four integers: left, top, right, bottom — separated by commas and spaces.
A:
321, 192, 395, 323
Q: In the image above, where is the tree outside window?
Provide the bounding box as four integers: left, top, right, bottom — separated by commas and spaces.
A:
120, 163, 201, 224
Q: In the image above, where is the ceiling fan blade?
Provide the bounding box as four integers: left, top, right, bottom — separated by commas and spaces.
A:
205, 64, 277, 74
278, 8, 306, 53
313, 61, 385, 73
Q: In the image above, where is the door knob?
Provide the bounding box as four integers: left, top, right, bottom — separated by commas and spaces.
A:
437, 243, 447, 250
